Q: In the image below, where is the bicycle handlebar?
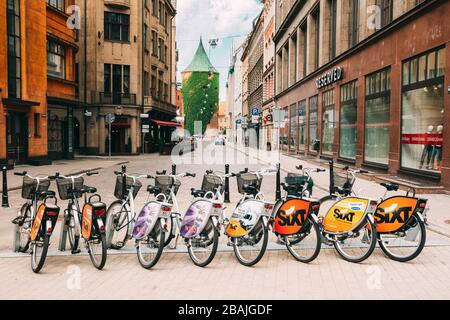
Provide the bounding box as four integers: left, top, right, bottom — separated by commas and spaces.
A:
15, 172, 55, 180
54, 171, 100, 180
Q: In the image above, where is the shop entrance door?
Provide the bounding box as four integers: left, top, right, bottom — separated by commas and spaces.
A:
6, 112, 28, 164
111, 127, 126, 154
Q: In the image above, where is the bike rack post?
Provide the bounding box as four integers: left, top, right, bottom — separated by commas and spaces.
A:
172, 164, 177, 175
2, 165, 9, 208
224, 164, 230, 203
276, 163, 281, 202
329, 160, 334, 196
58, 213, 70, 251
122, 165, 127, 200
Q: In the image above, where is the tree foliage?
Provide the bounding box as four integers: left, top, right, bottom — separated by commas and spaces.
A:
182, 71, 219, 135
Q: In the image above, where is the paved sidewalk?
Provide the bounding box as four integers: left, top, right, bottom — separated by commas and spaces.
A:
230, 144, 450, 238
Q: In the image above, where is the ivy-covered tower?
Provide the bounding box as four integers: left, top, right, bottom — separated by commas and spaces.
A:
181, 38, 220, 135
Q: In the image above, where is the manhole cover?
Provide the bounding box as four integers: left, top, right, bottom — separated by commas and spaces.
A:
445, 220, 450, 225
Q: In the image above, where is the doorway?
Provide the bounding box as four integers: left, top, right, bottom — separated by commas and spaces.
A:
6, 112, 28, 164
111, 126, 126, 154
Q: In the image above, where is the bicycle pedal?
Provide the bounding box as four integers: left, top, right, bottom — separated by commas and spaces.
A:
71, 249, 81, 255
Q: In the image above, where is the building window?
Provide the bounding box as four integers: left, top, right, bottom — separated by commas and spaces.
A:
158, 38, 163, 60
123, 65, 130, 94
152, 0, 157, 16
298, 100, 307, 152
47, 40, 66, 79
309, 96, 319, 153
312, 7, 320, 70
349, 0, 359, 47
151, 31, 157, 56
340, 80, 358, 160
365, 68, 391, 166
322, 90, 335, 156
7, 0, 21, 99
378, 0, 393, 28
104, 64, 111, 92
328, 0, 337, 60
281, 106, 289, 151
151, 75, 156, 97
289, 103, 297, 152
144, 24, 149, 51
104, 12, 130, 42
300, 22, 307, 78
46, 0, 65, 11
401, 47, 445, 174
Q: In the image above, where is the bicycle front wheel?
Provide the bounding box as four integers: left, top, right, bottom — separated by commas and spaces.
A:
285, 216, 321, 263
87, 234, 107, 270
106, 201, 131, 250
232, 220, 268, 267
333, 216, 377, 263
187, 219, 219, 268
136, 220, 166, 269
15, 204, 32, 253
378, 213, 426, 262
67, 212, 80, 252
31, 235, 50, 273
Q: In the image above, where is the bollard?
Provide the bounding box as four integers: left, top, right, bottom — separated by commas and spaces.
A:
172, 164, 177, 175
275, 163, 281, 202
224, 164, 230, 203
2, 165, 9, 208
329, 160, 334, 196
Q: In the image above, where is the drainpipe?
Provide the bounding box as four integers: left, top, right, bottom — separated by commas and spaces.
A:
83, 0, 88, 154
141, 0, 145, 154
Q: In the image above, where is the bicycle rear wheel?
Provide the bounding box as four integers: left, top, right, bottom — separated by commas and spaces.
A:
285, 216, 321, 263
232, 220, 268, 267
333, 216, 377, 263
87, 234, 107, 270
31, 235, 50, 273
187, 219, 219, 267
106, 201, 131, 250
378, 213, 426, 262
136, 219, 166, 269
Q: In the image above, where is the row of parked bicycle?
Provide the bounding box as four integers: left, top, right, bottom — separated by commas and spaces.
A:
12, 161, 428, 273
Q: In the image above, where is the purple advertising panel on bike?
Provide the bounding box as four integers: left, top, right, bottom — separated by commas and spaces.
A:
132, 202, 161, 240
180, 200, 213, 238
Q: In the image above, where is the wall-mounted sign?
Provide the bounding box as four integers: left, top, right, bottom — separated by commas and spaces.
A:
251, 107, 260, 124
316, 67, 344, 89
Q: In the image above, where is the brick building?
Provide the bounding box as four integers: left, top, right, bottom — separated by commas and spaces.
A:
274, 0, 450, 190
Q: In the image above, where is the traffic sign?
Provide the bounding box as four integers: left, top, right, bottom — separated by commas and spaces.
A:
251, 107, 259, 116
105, 113, 115, 124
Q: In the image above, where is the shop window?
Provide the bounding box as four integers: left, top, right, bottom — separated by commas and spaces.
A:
365, 68, 391, 165
401, 47, 445, 174
298, 100, 307, 152
340, 81, 358, 160
281, 106, 289, 151
289, 104, 297, 152
47, 40, 66, 79
309, 96, 319, 153
322, 90, 335, 156
46, 0, 65, 12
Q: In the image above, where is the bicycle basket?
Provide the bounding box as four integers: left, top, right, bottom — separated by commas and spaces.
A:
284, 173, 313, 196
155, 176, 181, 196
237, 173, 262, 195
332, 171, 354, 191
201, 174, 223, 193
21, 176, 51, 200
114, 176, 142, 200
56, 177, 84, 200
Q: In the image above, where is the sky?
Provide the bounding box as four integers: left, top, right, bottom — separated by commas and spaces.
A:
175, 0, 263, 100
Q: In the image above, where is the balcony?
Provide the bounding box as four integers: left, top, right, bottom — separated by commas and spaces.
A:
92, 92, 137, 105
144, 95, 177, 115
104, 0, 130, 9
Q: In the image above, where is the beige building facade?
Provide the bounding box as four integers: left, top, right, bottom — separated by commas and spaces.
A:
76, 0, 177, 155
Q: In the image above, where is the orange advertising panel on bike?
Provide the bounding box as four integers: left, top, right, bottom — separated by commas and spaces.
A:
323, 197, 369, 233
226, 200, 265, 238
82, 204, 93, 240
274, 199, 311, 236
375, 197, 419, 233
30, 204, 46, 241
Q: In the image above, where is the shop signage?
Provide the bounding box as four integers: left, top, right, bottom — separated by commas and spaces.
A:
401, 134, 443, 145
316, 67, 344, 89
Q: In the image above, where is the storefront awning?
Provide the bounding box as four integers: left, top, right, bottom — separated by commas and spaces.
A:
150, 119, 181, 127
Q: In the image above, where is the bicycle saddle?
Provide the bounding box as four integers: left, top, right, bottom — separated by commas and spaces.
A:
243, 184, 259, 195
147, 185, 162, 195
191, 188, 206, 198
41, 190, 56, 198
81, 186, 97, 194
380, 183, 400, 192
